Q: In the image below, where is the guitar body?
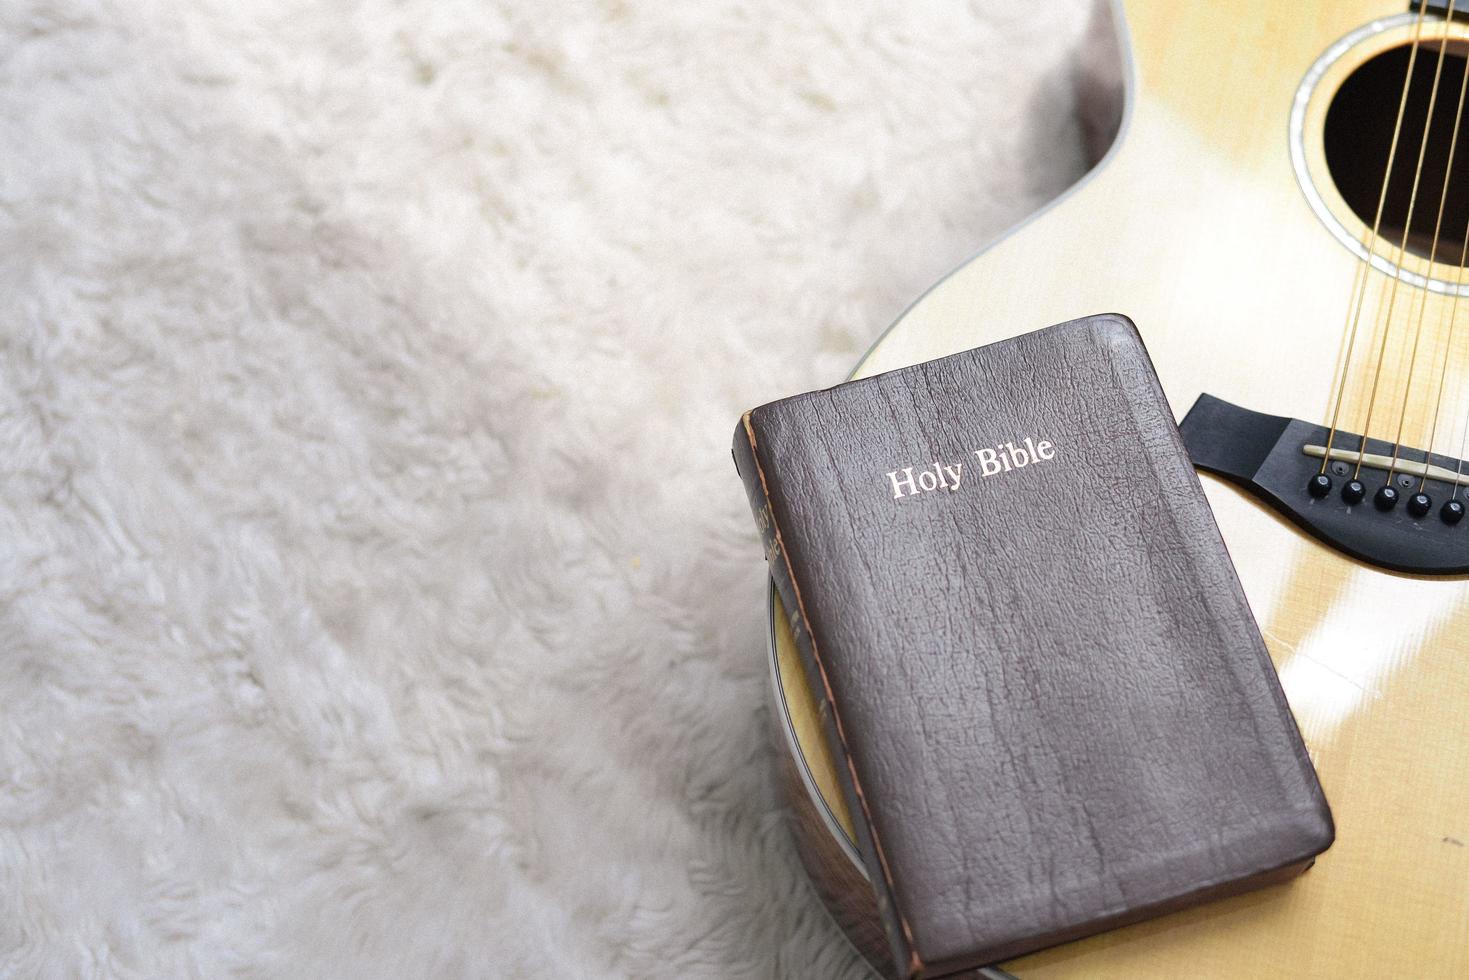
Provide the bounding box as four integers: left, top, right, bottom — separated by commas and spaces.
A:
771, 1, 1469, 976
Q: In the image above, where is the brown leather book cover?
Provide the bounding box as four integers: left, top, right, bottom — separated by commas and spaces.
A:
732, 314, 1333, 979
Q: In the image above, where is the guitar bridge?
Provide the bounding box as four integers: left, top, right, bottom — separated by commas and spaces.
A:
1180, 394, 1469, 575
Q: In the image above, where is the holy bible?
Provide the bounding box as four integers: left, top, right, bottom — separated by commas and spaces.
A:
732, 314, 1332, 978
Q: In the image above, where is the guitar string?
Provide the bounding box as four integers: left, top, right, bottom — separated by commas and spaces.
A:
1454, 374, 1469, 498
1415, 27, 1469, 494
1321, 234, 1371, 468
1452, 139, 1469, 502
1384, 15, 1467, 488
1353, 1, 1451, 480
1320, 0, 1430, 475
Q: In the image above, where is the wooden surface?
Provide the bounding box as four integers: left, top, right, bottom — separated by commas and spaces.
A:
772, 0, 1469, 976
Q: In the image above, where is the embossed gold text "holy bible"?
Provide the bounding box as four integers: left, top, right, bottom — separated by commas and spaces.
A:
732, 314, 1332, 980
886, 437, 1056, 499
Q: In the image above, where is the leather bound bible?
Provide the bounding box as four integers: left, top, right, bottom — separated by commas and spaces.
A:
732, 314, 1333, 978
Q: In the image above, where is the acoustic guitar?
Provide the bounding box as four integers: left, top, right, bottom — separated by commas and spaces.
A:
768, 1, 1469, 976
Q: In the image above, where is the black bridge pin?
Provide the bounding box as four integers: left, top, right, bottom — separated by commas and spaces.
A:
1443, 499, 1466, 525
1341, 479, 1366, 505
1374, 485, 1400, 511
1407, 492, 1433, 518
1307, 474, 1333, 498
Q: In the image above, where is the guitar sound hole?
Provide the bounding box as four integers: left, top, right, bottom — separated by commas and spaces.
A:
1324, 41, 1469, 264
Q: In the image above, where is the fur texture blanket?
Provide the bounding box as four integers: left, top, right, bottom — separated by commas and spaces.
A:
1, 1, 1115, 976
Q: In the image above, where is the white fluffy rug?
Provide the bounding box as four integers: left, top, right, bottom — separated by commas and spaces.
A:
0, 1, 1113, 976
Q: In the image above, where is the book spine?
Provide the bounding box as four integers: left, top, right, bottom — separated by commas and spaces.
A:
732, 412, 922, 980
